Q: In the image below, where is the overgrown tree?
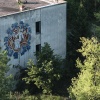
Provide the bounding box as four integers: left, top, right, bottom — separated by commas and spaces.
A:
0, 50, 13, 99
92, 11, 100, 40
23, 43, 63, 94
67, 0, 91, 78
68, 37, 100, 100
90, 0, 100, 40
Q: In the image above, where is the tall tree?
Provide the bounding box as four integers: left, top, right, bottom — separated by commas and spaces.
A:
68, 37, 100, 100
67, 0, 90, 77
23, 43, 63, 94
91, 0, 100, 40
0, 50, 13, 99
93, 12, 100, 39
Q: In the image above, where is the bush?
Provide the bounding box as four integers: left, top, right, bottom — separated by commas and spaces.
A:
14, 67, 40, 94
9, 90, 65, 100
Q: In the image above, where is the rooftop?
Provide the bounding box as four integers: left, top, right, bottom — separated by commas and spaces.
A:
0, 0, 49, 17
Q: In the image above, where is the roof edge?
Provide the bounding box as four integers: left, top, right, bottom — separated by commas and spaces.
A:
0, 1, 67, 18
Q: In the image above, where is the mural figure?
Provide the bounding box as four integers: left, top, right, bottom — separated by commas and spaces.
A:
4, 21, 31, 59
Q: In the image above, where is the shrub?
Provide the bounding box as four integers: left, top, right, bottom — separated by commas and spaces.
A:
9, 90, 65, 100
14, 67, 40, 94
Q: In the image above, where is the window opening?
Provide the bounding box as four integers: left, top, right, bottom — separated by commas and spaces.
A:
36, 21, 41, 34
36, 44, 41, 53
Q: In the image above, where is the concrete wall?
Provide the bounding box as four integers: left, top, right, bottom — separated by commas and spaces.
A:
41, 3, 66, 58
0, 3, 66, 74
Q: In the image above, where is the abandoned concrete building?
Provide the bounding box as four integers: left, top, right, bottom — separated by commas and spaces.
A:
0, 0, 66, 74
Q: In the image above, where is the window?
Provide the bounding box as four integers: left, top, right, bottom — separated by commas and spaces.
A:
36, 44, 41, 53
36, 21, 41, 34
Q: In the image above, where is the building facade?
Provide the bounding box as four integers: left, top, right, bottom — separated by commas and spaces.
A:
0, 2, 66, 74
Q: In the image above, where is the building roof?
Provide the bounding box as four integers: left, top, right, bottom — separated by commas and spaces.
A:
0, 0, 49, 17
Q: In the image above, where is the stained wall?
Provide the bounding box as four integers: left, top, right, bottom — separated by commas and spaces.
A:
0, 2, 66, 74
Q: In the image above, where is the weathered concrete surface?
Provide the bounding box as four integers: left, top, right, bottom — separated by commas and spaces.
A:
41, 3, 66, 58
0, 2, 66, 75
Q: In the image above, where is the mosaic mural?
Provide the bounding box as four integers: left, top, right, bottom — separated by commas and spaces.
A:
4, 21, 31, 59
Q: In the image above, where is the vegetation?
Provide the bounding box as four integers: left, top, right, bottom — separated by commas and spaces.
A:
68, 37, 100, 100
23, 43, 63, 94
0, 50, 13, 99
93, 12, 100, 39
67, 0, 91, 79
67, 0, 100, 93
67, 1, 100, 100
0, 0, 100, 99
9, 90, 66, 100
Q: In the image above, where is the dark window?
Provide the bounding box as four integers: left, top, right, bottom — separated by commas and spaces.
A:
36, 21, 41, 34
36, 44, 41, 53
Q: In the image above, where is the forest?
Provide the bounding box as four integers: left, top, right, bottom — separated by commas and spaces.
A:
0, 0, 100, 99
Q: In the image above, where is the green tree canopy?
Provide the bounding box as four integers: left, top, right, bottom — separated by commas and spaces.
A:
0, 50, 13, 99
68, 37, 100, 100
23, 43, 63, 94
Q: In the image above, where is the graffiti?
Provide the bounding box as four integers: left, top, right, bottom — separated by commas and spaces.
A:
4, 21, 31, 59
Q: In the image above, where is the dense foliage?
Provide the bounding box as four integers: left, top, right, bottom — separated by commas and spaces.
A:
0, 0, 99, 99
23, 43, 63, 94
68, 37, 100, 100
67, 0, 91, 78
0, 50, 13, 99
9, 90, 66, 100
93, 12, 100, 39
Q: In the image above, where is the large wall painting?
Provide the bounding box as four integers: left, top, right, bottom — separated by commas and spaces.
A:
4, 21, 31, 59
